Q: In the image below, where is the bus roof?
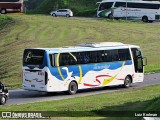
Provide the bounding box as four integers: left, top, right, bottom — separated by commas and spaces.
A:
99, 0, 160, 4
27, 42, 140, 53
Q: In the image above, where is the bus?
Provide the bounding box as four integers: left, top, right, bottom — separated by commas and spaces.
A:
22, 42, 147, 94
97, 0, 160, 22
0, 0, 24, 14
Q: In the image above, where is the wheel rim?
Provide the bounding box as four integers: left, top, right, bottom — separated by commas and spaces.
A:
125, 77, 130, 87
1, 10, 6, 14
142, 17, 148, 22
109, 15, 113, 19
71, 84, 76, 92
1, 96, 6, 104
69, 82, 77, 94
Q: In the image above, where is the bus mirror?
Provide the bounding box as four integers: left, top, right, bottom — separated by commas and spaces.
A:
143, 57, 147, 66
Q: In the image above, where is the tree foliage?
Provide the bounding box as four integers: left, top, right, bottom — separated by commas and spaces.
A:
25, 0, 101, 16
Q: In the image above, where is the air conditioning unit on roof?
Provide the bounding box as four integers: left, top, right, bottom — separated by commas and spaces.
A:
77, 42, 124, 47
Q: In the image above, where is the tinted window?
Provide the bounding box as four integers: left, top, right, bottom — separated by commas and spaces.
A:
118, 49, 131, 61
127, 3, 160, 9
115, 2, 126, 7
63, 10, 67, 12
131, 48, 143, 72
57, 10, 63, 12
99, 2, 113, 11
57, 10, 68, 12
131, 48, 142, 59
57, 49, 131, 66
23, 49, 44, 65
59, 53, 77, 66
50, 54, 55, 67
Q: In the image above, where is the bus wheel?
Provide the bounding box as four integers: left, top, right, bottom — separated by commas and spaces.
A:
1, 9, 7, 14
142, 16, 148, 22
66, 14, 70, 17
68, 81, 78, 95
108, 14, 114, 19
149, 20, 153, 23
123, 76, 131, 88
0, 95, 6, 105
52, 13, 56, 17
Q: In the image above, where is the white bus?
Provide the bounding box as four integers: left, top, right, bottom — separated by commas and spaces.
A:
97, 0, 160, 22
22, 42, 147, 94
0, 0, 24, 14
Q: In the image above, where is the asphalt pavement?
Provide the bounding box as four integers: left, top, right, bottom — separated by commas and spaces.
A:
5, 73, 160, 105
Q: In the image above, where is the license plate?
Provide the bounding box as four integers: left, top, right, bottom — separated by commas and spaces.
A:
31, 85, 35, 87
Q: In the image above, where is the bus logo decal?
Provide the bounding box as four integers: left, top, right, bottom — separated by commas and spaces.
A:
25, 51, 32, 62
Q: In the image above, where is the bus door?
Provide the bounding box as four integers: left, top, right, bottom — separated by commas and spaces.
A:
113, 2, 127, 18
131, 48, 144, 82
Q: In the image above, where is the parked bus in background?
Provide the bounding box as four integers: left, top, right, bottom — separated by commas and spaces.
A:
22, 42, 147, 95
97, 0, 160, 22
0, 0, 24, 14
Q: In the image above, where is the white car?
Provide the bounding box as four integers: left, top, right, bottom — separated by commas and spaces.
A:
50, 9, 73, 17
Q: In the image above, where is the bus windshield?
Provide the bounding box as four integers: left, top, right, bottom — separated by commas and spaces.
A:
98, 2, 113, 11
23, 49, 44, 65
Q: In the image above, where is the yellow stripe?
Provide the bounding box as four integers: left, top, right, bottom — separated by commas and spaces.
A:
69, 53, 82, 84
56, 53, 64, 80
78, 65, 83, 84
102, 74, 118, 86
56, 52, 83, 82
69, 53, 77, 62
102, 61, 126, 86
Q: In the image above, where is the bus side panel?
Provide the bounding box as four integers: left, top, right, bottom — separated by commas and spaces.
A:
48, 61, 133, 91
78, 61, 133, 89
0, 3, 21, 9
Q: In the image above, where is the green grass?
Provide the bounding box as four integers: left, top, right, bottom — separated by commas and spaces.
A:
0, 15, 12, 30
0, 14, 160, 88
0, 84, 160, 119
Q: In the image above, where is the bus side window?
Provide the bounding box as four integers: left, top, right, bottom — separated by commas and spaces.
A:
118, 49, 131, 61
76, 52, 82, 64
59, 53, 69, 66
110, 50, 119, 61
49, 54, 55, 67
59, 55, 65, 66
97, 51, 104, 62
69, 53, 77, 65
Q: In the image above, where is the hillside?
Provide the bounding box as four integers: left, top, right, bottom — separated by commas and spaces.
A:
25, 0, 100, 16
0, 14, 160, 88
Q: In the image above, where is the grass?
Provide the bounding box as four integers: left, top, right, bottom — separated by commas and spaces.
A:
0, 14, 160, 89
0, 15, 12, 30
0, 84, 160, 119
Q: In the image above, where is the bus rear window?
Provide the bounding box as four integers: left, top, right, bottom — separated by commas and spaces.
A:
23, 49, 44, 65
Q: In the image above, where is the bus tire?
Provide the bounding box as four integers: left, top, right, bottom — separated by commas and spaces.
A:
123, 76, 131, 88
142, 16, 148, 22
67, 81, 78, 95
108, 14, 114, 19
66, 14, 70, 17
0, 95, 6, 105
1, 9, 7, 14
149, 20, 153, 23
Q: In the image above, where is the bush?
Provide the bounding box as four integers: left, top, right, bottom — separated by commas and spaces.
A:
25, 0, 100, 17
0, 15, 12, 30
